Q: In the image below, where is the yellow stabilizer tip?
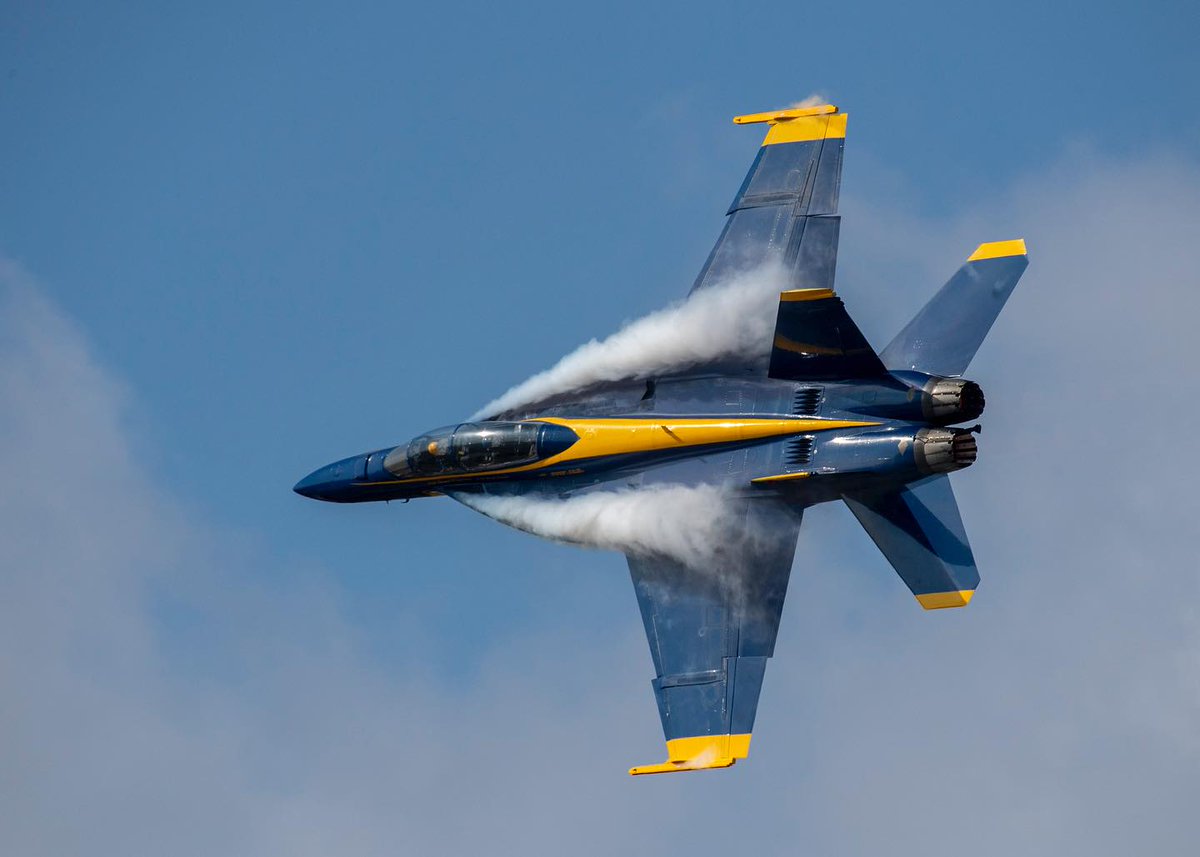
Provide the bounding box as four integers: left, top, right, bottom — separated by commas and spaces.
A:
733, 104, 838, 124
780, 288, 835, 302
916, 590, 976, 610
629, 734, 751, 776
967, 239, 1027, 261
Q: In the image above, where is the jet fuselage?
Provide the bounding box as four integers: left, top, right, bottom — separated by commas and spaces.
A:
293, 370, 982, 506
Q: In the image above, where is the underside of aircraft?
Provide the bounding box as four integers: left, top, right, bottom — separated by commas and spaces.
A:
295, 104, 1029, 775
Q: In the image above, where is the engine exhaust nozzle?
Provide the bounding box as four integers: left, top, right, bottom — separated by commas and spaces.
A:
923, 378, 986, 424
915, 426, 979, 474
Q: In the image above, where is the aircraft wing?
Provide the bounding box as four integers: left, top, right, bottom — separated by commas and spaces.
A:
690, 105, 846, 296
625, 498, 801, 774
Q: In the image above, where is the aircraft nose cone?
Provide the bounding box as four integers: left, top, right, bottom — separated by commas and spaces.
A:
293, 469, 326, 500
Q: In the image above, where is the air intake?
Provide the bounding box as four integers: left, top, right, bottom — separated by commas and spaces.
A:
792, 387, 823, 416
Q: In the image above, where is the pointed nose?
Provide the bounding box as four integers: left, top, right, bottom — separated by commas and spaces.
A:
292, 456, 356, 502
293, 470, 325, 499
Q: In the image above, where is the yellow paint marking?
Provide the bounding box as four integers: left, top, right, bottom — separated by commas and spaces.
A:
916, 590, 976, 610
750, 471, 811, 484
765, 113, 846, 145
773, 334, 845, 356
780, 288, 834, 302
629, 733, 752, 776
967, 239, 1027, 261
360, 417, 878, 489
535, 417, 875, 463
733, 104, 838, 124
732, 106, 846, 146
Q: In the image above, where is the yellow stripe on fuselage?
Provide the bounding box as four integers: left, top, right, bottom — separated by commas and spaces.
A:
361, 417, 877, 489
750, 471, 811, 484
532, 417, 874, 466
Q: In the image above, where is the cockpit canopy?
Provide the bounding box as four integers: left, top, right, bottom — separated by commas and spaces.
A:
383, 421, 578, 479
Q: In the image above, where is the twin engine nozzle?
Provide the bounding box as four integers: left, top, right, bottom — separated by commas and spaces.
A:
915, 425, 980, 474
922, 378, 985, 423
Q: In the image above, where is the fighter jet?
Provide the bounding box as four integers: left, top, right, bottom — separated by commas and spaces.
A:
294, 104, 1028, 775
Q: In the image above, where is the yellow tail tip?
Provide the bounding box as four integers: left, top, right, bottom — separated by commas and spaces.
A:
916, 590, 976, 610
967, 239, 1027, 261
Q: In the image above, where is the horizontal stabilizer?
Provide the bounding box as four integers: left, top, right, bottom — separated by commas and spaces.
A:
768, 289, 887, 380
880, 240, 1029, 376
843, 475, 979, 609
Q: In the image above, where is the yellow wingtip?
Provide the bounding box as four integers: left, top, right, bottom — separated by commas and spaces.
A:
916, 590, 976, 610
733, 104, 838, 124
629, 757, 737, 776
967, 239, 1027, 261
629, 734, 751, 776
733, 106, 846, 146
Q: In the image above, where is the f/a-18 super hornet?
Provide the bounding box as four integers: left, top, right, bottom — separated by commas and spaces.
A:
295, 104, 1028, 775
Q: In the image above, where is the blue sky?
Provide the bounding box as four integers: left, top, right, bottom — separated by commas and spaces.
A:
3, 2, 1200, 854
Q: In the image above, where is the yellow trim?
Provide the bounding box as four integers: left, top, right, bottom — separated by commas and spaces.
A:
750, 471, 810, 484
763, 113, 847, 145
733, 106, 846, 147
780, 288, 834, 302
533, 417, 874, 462
773, 334, 846, 356
629, 733, 751, 776
967, 239, 1027, 261
916, 590, 976, 610
733, 104, 837, 124
362, 417, 878, 488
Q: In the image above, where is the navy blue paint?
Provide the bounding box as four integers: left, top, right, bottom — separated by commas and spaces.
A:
844, 475, 980, 597
628, 501, 800, 742
880, 253, 1030, 376
768, 293, 887, 380
693, 134, 843, 294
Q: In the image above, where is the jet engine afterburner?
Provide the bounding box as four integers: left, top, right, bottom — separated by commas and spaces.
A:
914, 426, 979, 474
922, 377, 985, 423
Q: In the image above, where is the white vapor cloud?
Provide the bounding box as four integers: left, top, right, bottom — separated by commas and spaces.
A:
451, 485, 761, 571
788, 93, 830, 109
471, 261, 787, 418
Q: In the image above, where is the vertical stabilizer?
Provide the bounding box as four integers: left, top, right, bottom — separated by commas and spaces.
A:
880, 240, 1028, 376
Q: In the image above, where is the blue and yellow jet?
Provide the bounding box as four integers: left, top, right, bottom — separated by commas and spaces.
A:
295, 105, 1028, 775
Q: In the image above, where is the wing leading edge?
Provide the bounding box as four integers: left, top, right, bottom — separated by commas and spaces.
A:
626, 499, 802, 775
